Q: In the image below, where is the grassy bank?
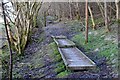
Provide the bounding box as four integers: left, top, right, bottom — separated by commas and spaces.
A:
48, 42, 71, 78
71, 23, 118, 74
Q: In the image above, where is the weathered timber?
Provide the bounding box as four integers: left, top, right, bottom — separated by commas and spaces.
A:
53, 38, 76, 48
53, 36, 96, 70
51, 35, 67, 39
58, 47, 96, 70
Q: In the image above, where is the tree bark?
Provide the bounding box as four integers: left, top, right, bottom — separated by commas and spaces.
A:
2, 2, 13, 80
5, 2, 42, 55
97, 2, 104, 18
75, 2, 80, 20
104, 1, 109, 32
69, 0, 72, 20
85, 0, 88, 43
88, 5, 95, 30
115, 0, 119, 20
44, 11, 46, 27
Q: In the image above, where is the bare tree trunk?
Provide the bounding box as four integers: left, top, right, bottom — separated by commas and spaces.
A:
109, 2, 112, 18
97, 2, 104, 18
2, 2, 13, 80
104, 1, 109, 32
75, 2, 80, 20
88, 5, 95, 30
69, 0, 72, 20
5, 2, 42, 55
44, 11, 46, 27
115, 0, 119, 20
85, 0, 88, 43
61, 3, 65, 20
58, 3, 62, 21
57, 3, 60, 21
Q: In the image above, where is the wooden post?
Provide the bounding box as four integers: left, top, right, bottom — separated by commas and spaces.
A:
2, 2, 13, 80
85, 0, 88, 43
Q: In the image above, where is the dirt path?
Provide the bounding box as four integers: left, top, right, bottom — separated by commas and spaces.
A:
13, 22, 76, 78
43, 22, 80, 45
13, 22, 116, 79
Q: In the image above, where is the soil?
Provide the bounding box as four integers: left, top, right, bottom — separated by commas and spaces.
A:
13, 21, 117, 79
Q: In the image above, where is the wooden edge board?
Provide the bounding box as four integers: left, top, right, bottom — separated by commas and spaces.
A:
58, 47, 96, 70
68, 66, 96, 70
53, 38, 59, 47
52, 36, 96, 70
53, 38, 76, 48
58, 48, 69, 66
51, 35, 67, 39
58, 45, 76, 48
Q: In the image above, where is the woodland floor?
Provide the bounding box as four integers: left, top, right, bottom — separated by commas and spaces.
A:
12, 20, 118, 79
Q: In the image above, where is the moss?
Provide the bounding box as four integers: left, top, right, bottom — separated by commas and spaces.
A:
48, 42, 62, 62
54, 54, 62, 62
54, 62, 65, 73
48, 42, 71, 77
71, 23, 118, 73
56, 61, 64, 67
0, 47, 9, 78
48, 42, 60, 58
13, 72, 22, 78
57, 70, 70, 78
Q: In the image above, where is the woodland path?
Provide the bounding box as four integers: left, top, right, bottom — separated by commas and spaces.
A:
14, 22, 80, 78
13, 22, 115, 79
52, 36, 96, 70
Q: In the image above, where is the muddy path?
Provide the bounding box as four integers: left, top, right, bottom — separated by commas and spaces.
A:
13, 22, 116, 79
13, 22, 78, 78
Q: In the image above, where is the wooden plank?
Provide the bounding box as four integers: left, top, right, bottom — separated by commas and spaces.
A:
58, 47, 96, 70
53, 38, 76, 48
51, 35, 67, 39
53, 36, 96, 70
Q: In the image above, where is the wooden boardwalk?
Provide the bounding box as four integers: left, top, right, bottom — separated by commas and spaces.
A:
52, 36, 96, 70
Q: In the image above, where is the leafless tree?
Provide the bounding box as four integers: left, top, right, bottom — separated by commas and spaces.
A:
88, 5, 95, 30
85, 0, 88, 43
104, 0, 109, 32
115, 0, 119, 20
4, 1, 42, 54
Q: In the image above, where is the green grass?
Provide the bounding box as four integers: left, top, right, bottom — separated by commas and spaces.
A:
54, 61, 65, 73
71, 23, 118, 73
56, 70, 70, 78
0, 46, 9, 78
48, 42, 63, 62
72, 28, 118, 58
48, 42, 61, 61
48, 42, 71, 78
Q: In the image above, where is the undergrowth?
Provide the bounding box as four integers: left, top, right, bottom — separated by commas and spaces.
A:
71, 22, 118, 74
0, 46, 9, 78
48, 42, 71, 78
